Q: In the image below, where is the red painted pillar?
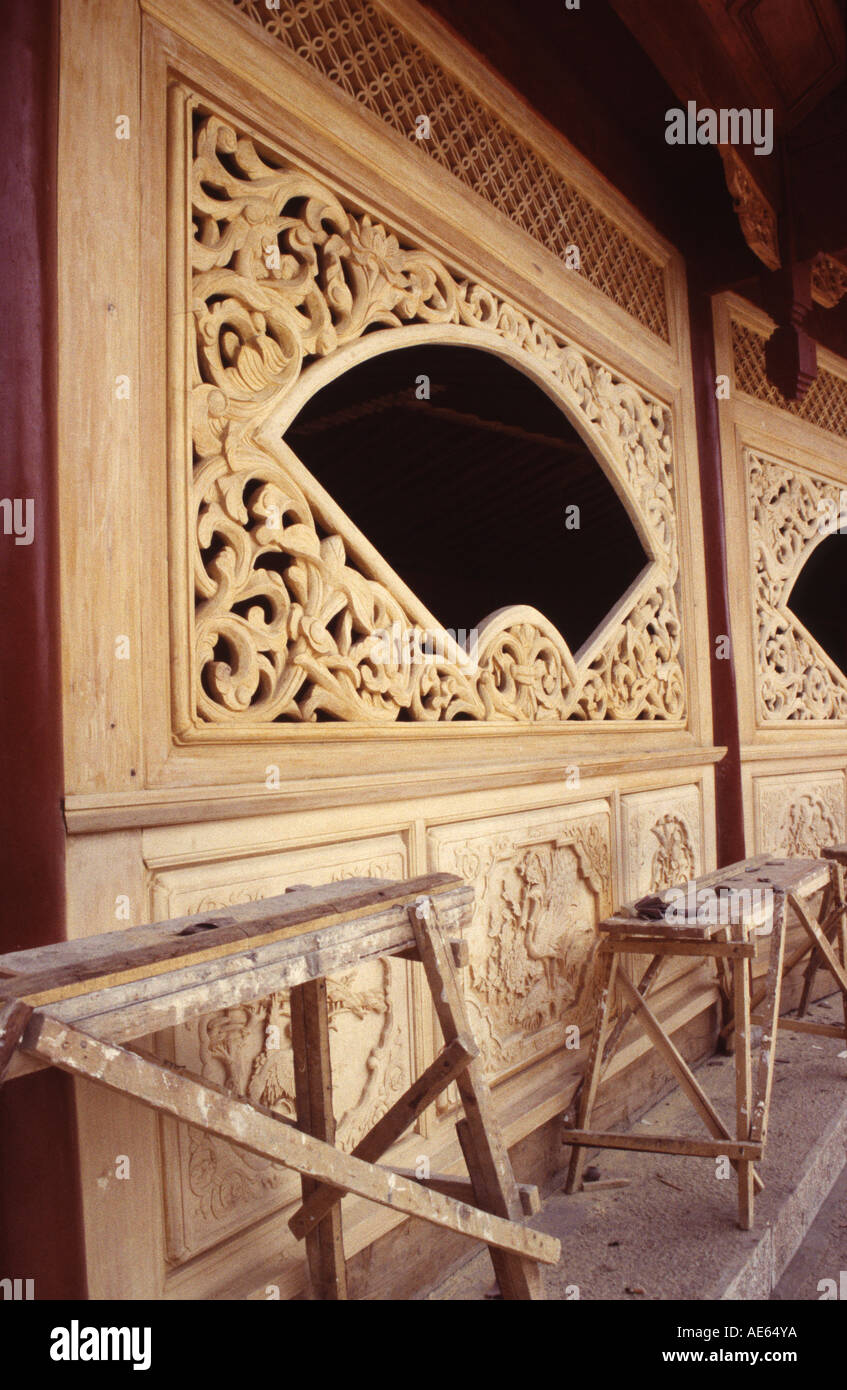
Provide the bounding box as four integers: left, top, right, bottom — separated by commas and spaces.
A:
689, 279, 747, 867
0, 0, 88, 1298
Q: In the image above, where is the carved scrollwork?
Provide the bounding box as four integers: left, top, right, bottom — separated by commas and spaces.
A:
748, 449, 847, 721
187, 106, 686, 728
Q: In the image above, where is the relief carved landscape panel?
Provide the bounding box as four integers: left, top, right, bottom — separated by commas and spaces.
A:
427, 802, 612, 1085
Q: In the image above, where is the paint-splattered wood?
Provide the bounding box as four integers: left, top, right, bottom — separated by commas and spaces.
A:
289, 1034, 477, 1240
19, 892, 470, 1048
22, 1012, 560, 1267
0, 876, 472, 1009
602, 856, 828, 938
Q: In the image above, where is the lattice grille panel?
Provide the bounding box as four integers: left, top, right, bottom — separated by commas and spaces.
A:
228, 0, 670, 340
732, 319, 847, 439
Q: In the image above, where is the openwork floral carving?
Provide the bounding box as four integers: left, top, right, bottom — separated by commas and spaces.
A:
748, 449, 847, 721
187, 106, 686, 728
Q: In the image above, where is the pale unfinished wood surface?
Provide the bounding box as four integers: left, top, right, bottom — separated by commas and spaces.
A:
52, 0, 720, 1302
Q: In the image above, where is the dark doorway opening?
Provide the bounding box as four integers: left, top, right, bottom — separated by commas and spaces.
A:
285, 344, 647, 652
788, 531, 847, 677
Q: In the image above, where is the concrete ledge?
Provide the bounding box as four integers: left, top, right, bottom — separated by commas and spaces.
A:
429, 997, 847, 1300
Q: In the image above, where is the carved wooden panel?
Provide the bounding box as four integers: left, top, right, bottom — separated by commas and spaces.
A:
747, 447, 847, 722
181, 99, 686, 733
732, 316, 847, 438
755, 774, 846, 857
720, 147, 780, 273
427, 802, 612, 1085
151, 834, 411, 1263
226, 0, 669, 339
620, 785, 702, 901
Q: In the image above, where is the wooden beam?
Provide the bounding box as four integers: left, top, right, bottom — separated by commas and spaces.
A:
290, 978, 347, 1300
389, 1168, 542, 1216
560, 1129, 762, 1161
410, 899, 546, 1300
22, 1013, 560, 1266
289, 1034, 477, 1240
0, 875, 471, 1008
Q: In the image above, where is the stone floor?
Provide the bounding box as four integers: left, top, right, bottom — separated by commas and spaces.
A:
427, 997, 847, 1300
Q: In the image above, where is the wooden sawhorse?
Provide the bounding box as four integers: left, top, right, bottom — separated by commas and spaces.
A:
561, 854, 847, 1230
0, 874, 559, 1299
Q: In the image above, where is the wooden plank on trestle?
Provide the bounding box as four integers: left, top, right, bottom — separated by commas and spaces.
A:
290, 978, 347, 1300
0, 875, 472, 1008
289, 1034, 477, 1240
5, 889, 474, 1043
408, 897, 546, 1301
22, 1012, 560, 1266
605, 856, 827, 940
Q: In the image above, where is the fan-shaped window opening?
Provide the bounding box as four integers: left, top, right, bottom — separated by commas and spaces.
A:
788, 530, 847, 676
285, 344, 647, 652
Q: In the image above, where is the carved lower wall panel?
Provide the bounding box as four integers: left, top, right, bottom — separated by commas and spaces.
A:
619, 784, 703, 901
618, 784, 706, 995
426, 801, 612, 1092
151, 833, 413, 1264
752, 772, 846, 857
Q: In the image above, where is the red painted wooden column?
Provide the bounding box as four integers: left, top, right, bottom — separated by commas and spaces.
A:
0, 0, 88, 1298
688, 279, 747, 868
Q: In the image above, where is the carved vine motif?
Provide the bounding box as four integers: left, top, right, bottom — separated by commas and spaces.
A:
187, 107, 686, 728
440, 816, 611, 1075
748, 450, 847, 721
